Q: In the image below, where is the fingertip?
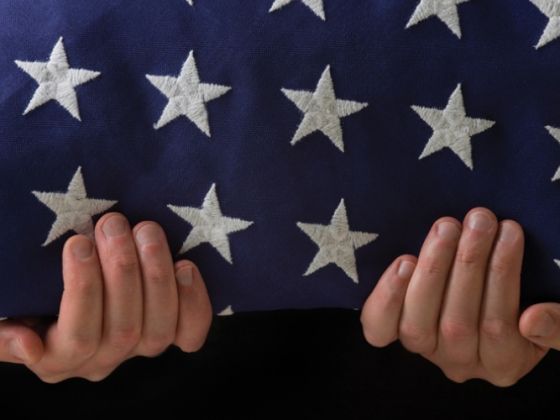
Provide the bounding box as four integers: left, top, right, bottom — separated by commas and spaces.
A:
64, 235, 96, 263
497, 220, 524, 245
94, 212, 129, 240
433, 216, 462, 231
464, 207, 497, 223
0, 324, 44, 364
96, 211, 126, 226
519, 304, 560, 349
18, 332, 44, 364
132, 220, 166, 239
174, 260, 213, 352
396, 256, 417, 281
175, 259, 194, 272
175, 260, 195, 287
360, 255, 415, 348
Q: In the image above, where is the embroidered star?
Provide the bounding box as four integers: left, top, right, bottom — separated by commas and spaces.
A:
406, 0, 471, 39
269, 0, 326, 20
32, 166, 118, 247
281, 66, 368, 152
186, 0, 193, 5
146, 50, 231, 137
546, 126, 560, 181
297, 199, 378, 284
15, 37, 101, 121
411, 84, 495, 170
218, 306, 235, 316
168, 184, 254, 264
555, 259, 560, 268
531, 0, 560, 48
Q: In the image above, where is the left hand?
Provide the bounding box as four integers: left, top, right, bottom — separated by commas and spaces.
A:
360, 207, 549, 387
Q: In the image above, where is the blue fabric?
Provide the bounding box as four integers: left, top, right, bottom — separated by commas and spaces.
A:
0, 0, 559, 317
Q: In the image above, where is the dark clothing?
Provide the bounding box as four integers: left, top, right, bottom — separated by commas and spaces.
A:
1, 309, 559, 419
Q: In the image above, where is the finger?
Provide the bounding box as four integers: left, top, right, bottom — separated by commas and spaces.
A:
95, 213, 143, 358
132, 222, 178, 357
479, 221, 527, 370
398, 218, 461, 354
44, 235, 103, 365
438, 208, 498, 364
520, 303, 560, 350
361, 256, 417, 347
0, 321, 43, 364
174, 262, 213, 353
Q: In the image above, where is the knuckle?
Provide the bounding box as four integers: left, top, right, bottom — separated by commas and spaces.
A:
110, 253, 140, 276
37, 374, 65, 384
109, 326, 142, 351
488, 258, 509, 278
177, 334, 209, 354
443, 368, 471, 384
32, 367, 77, 384
84, 369, 115, 383
399, 322, 436, 354
488, 373, 519, 388
440, 319, 476, 342
419, 255, 446, 277
138, 242, 164, 259
480, 318, 515, 342
362, 327, 396, 348
375, 279, 405, 310
144, 265, 172, 286
456, 247, 481, 267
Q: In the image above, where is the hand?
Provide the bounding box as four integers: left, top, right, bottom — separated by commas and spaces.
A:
520, 304, 560, 351
0, 212, 213, 382
360, 207, 549, 387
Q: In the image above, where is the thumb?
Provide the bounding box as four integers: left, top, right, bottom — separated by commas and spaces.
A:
0, 320, 44, 364
520, 303, 560, 350
173, 261, 213, 353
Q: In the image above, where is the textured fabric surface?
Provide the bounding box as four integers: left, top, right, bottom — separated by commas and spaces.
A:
1, 0, 560, 317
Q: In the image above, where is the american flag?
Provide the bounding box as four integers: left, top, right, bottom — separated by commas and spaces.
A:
1, 0, 560, 317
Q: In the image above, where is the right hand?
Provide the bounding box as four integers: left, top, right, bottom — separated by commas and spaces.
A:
0, 212, 213, 383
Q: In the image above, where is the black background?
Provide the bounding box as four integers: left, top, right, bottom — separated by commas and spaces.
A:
1, 309, 559, 419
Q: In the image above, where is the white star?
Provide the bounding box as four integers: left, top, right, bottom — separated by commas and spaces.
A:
217, 306, 235, 316
168, 184, 254, 264
411, 84, 495, 170
281, 66, 368, 152
531, 0, 560, 48
186, 0, 193, 5
546, 126, 560, 181
15, 37, 101, 121
555, 259, 560, 268
297, 199, 378, 284
146, 51, 231, 137
406, 0, 471, 39
269, 0, 326, 20
32, 167, 118, 246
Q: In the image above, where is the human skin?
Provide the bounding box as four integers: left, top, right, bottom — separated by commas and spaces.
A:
361, 207, 560, 387
0, 212, 213, 383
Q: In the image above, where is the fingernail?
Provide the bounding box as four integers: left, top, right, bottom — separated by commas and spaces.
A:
437, 221, 461, 240
498, 222, 518, 245
468, 211, 494, 232
102, 215, 127, 238
177, 266, 193, 287
397, 260, 415, 279
530, 311, 555, 338
8, 339, 27, 361
135, 224, 161, 247
72, 238, 93, 260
